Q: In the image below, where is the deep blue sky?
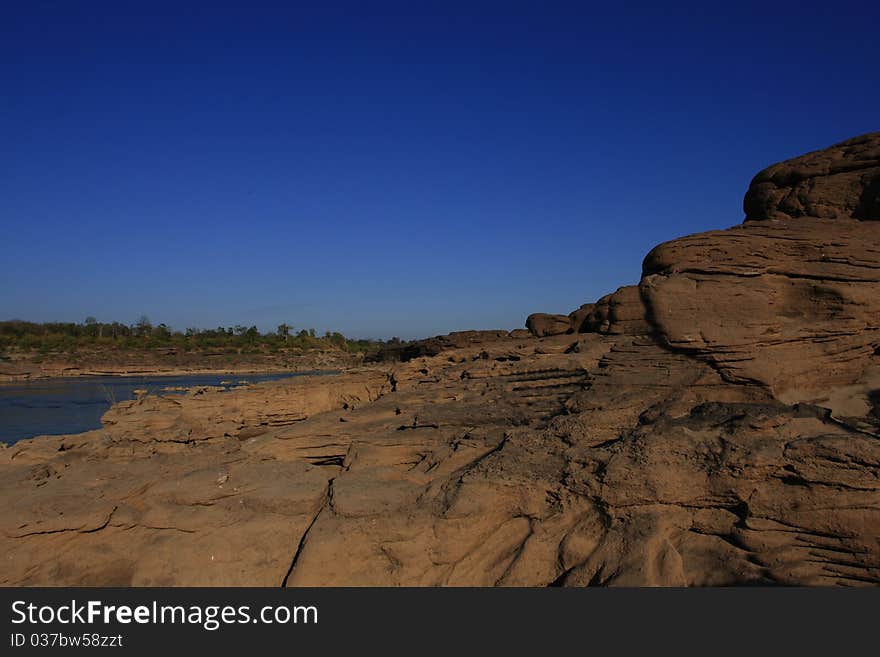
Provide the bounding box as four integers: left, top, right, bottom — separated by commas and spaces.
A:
2, 2, 878, 339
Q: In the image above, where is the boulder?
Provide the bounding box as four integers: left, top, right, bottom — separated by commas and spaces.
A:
525, 313, 572, 337
744, 132, 880, 221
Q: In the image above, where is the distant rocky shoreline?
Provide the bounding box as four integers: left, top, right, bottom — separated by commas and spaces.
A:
0, 350, 360, 382
2, 133, 878, 586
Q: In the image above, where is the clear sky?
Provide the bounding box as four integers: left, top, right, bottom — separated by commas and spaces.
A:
2, 1, 878, 339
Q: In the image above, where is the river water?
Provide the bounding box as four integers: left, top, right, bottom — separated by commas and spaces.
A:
0, 371, 328, 445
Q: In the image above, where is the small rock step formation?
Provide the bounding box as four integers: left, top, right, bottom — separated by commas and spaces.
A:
2, 133, 879, 586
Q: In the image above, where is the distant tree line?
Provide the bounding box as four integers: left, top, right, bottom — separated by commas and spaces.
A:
0, 317, 391, 355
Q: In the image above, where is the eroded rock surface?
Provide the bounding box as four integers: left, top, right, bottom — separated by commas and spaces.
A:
2, 134, 879, 586
526, 313, 572, 337
744, 132, 880, 221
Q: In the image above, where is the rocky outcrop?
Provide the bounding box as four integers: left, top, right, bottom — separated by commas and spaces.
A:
744, 132, 880, 221
101, 371, 392, 442
0, 371, 391, 585
525, 313, 572, 337
370, 330, 512, 362
568, 304, 595, 333
640, 219, 880, 398
580, 286, 652, 335
2, 134, 879, 586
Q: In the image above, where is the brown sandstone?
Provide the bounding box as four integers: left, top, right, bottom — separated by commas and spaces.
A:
525, 313, 572, 337
2, 133, 879, 586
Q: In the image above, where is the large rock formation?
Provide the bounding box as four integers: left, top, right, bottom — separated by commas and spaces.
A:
2, 133, 879, 586
743, 132, 880, 221
641, 219, 880, 394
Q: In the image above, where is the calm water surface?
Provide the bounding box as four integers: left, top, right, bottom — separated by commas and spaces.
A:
0, 371, 332, 445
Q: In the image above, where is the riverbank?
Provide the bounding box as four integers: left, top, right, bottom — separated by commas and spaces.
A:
0, 348, 361, 381
0, 370, 338, 445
